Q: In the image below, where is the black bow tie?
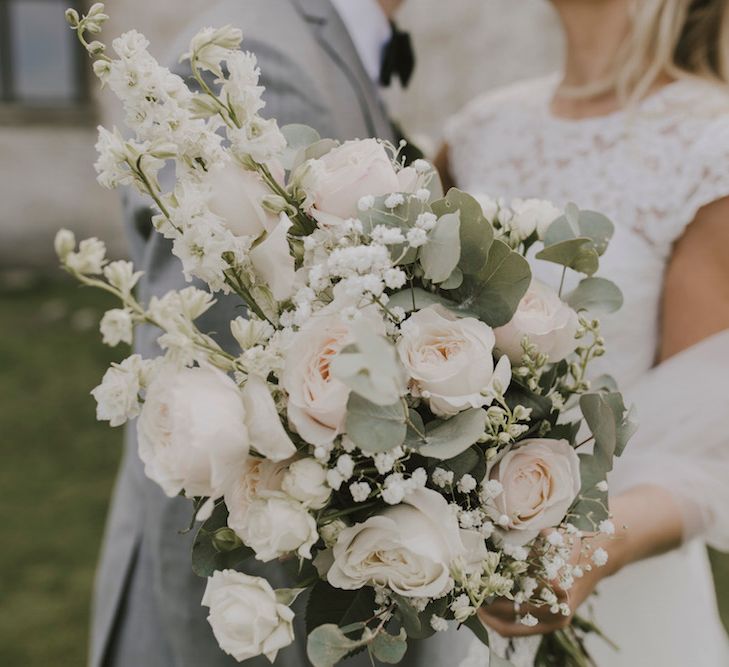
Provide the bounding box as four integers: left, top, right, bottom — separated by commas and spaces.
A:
379, 21, 415, 88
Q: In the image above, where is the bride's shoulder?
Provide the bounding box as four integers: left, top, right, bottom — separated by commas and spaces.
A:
445, 74, 557, 142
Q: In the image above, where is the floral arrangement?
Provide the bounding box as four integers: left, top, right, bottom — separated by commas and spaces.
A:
59, 5, 636, 666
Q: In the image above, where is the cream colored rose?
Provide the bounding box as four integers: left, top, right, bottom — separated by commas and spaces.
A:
303, 139, 407, 226
281, 313, 354, 445
327, 488, 487, 598
489, 438, 581, 544
241, 374, 297, 461
225, 457, 290, 535
202, 569, 294, 663
397, 305, 511, 417
281, 457, 332, 509
494, 279, 579, 363
238, 493, 318, 561
137, 365, 249, 498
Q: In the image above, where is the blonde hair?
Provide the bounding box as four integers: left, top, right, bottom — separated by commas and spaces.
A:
571, 0, 729, 103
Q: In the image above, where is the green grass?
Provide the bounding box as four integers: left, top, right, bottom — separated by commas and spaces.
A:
0, 277, 727, 666
0, 275, 123, 667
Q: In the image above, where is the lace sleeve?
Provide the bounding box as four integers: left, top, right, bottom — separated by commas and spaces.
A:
609, 329, 729, 551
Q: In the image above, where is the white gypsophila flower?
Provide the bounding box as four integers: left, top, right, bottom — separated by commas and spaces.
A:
326, 469, 344, 490
91, 354, 149, 427
414, 188, 430, 202
65, 237, 107, 275
547, 531, 565, 547
480, 521, 495, 538
230, 116, 286, 164
480, 479, 504, 500
202, 569, 294, 664
103, 260, 143, 296
357, 195, 375, 211
597, 480, 609, 492
592, 547, 609, 567
336, 454, 355, 481
412, 159, 431, 174
520, 613, 539, 628
373, 451, 397, 475
430, 615, 448, 632
100, 309, 134, 347
370, 225, 405, 245
406, 227, 428, 248
457, 474, 477, 494
599, 519, 616, 535
281, 458, 331, 509
381, 477, 406, 506
384, 193, 405, 209
238, 493, 318, 561
383, 268, 407, 289
432, 467, 454, 488
54, 229, 76, 261
349, 481, 372, 503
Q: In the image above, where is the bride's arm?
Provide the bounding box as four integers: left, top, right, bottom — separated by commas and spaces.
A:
480, 196, 729, 636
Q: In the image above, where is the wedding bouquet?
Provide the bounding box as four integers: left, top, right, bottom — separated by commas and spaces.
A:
59, 6, 636, 666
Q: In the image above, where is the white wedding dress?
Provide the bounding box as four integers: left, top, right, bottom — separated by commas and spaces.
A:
445, 75, 729, 666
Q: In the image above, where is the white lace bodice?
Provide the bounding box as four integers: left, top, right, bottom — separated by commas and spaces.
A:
447, 76, 729, 667
446, 75, 729, 388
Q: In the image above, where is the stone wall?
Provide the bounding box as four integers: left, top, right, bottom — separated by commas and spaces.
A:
0, 0, 562, 268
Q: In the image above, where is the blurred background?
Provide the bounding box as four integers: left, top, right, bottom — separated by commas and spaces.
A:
0, 1, 726, 665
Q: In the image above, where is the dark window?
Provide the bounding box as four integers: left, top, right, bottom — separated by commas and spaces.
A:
0, 0, 88, 107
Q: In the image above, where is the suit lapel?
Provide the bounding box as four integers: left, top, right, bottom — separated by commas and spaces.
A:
291, 0, 393, 141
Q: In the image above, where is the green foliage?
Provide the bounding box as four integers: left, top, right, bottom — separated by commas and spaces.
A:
566, 277, 623, 314
305, 581, 376, 634
307, 624, 367, 667
536, 238, 599, 276
345, 394, 407, 453
453, 239, 532, 327
331, 320, 403, 406
420, 212, 461, 284
192, 502, 254, 577
416, 408, 488, 460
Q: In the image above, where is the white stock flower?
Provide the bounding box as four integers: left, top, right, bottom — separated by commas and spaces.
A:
281, 458, 332, 509
202, 570, 294, 663
54, 229, 76, 261
488, 438, 581, 545
302, 139, 402, 227
65, 238, 107, 275
230, 117, 286, 164
100, 309, 134, 347
237, 493, 318, 561
90, 354, 148, 427
397, 305, 511, 417
137, 365, 250, 498
327, 488, 487, 598
184, 26, 243, 77
510, 198, 561, 240
103, 260, 143, 296
495, 279, 579, 364
230, 317, 274, 350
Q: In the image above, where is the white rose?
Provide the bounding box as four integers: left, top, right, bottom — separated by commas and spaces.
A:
281, 313, 354, 445
225, 457, 290, 533
249, 213, 296, 301
327, 488, 487, 598
100, 308, 134, 347
303, 139, 402, 226
137, 365, 249, 498
238, 493, 318, 561
202, 569, 294, 663
494, 279, 579, 363
397, 305, 512, 417
91, 354, 146, 427
281, 458, 332, 509
241, 374, 297, 461
489, 438, 581, 544
207, 161, 279, 238
510, 198, 561, 240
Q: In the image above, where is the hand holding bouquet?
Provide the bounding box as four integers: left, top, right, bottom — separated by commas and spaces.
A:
59, 5, 636, 666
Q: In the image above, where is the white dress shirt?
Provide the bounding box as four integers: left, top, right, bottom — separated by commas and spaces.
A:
330, 0, 392, 83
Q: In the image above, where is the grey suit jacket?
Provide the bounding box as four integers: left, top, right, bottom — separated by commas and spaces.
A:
90, 1, 471, 665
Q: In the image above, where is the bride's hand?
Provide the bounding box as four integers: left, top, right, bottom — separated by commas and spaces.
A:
477, 485, 683, 637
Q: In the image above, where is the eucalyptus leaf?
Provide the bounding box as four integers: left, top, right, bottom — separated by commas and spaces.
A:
330, 320, 405, 406
280, 124, 321, 170
307, 624, 366, 667
421, 212, 461, 283
566, 277, 623, 313
431, 188, 494, 274
305, 581, 376, 634
369, 629, 408, 664
358, 193, 429, 236
453, 239, 531, 327
544, 205, 615, 256
536, 238, 600, 276
275, 587, 306, 606
440, 267, 464, 290
346, 393, 407, 453
417, 408, 488, 460
291, 138, 340, 172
